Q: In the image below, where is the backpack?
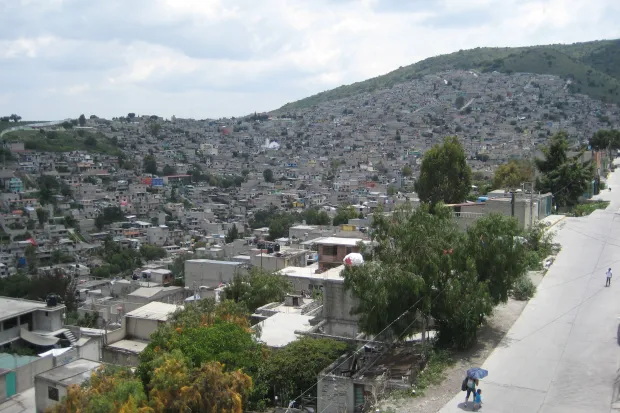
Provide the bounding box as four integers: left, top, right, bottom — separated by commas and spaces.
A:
461, 377, 468, 391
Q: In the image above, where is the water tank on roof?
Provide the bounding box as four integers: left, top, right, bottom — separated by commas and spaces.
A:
274, 243, 281, 252
46, 294, 58, 307
267, 245, 274, 254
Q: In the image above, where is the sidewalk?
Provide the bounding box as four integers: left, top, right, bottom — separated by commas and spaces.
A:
439, 167, 620, 413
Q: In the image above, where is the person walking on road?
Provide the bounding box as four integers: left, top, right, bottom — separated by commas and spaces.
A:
606, 268, 613, 287
473, 389, 483, 411
465, 377, 478, 406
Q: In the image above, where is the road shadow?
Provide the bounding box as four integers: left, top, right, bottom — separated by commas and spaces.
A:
456, 320, 515, 363
456, 401, 474, 411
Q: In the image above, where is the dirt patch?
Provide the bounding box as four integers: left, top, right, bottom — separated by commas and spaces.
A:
378, 292, 530, 413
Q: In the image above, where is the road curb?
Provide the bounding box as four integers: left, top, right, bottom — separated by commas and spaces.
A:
544, 216, 566, 230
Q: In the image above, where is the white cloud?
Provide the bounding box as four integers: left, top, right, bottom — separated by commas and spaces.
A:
0, 0, 618, 120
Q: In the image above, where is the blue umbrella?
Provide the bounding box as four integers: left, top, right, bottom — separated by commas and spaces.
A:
467, 368, 488, 380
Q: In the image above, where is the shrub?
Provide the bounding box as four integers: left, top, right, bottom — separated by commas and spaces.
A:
512, 275, 536, 300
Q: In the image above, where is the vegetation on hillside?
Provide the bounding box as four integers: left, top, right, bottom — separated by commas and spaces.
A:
2, 129, 121, 155
276, 39, 620, 111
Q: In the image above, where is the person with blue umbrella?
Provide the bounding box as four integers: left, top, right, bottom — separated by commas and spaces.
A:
464, 368, 488, 406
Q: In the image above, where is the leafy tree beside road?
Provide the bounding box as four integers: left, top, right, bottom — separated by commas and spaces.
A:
535, 131, 594, 208
492, 159, 534, 189
415, 136, 472, 205
344, 204, 534, 349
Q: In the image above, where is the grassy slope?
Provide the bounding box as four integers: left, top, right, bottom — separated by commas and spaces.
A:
2, 129, 121, 156
276, 39, 620, 111
0, 121, 44, 133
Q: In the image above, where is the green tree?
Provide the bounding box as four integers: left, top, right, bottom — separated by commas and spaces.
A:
35, 207, 48, 228
138, 300, 263, 394
415, 136, 472, 205
24, 244, 38, 274
589, 129, 620, 160
492, 159, 534, 189
455, 95, 466, 109
401, 165, 413, 177
258, 337, 348, 404
263, 168, 274, 183
268, 215, 294, 240
162, 164, 177, 176
224, 267, 292, 313
332, 206, 359, 226
84, 136, 97, 147
460, 214, 529, 305
225, 224, 240, 244
342, 204, 528, 348
535, 131, 594, 207
139, 244, 167, 261
387, 186, 397, 196
143, 155, 158, 175
150, 122, 161, 137
302, 207, 331, 225
47, 365, 147, 413
78, 114, 86, 126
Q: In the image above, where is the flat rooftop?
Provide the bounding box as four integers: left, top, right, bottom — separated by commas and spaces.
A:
127, 286, 182, 298
125, 301, 182, 321
186, 259, 243, 266
255, 312, 314, 348
312, 237, 363, 246
0, 297, 64, 321
106, 339, 149, 354
36, 359, 102, 386
278, 264, 345, 282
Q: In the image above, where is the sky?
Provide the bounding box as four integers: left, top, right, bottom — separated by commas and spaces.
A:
1, 0, 619, 121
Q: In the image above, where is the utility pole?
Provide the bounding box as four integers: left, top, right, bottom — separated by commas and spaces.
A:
529, 182, 534, 229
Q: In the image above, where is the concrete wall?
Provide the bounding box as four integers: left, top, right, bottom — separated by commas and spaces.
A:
52, 348, 78, 367
33, 309, 64, 332
317, 373, 354, 413
16, 356, 54, 394
78, 337, 101, 362
185, 260, 245, 287
322, 280, 360, 338
102, 348, 140, 367
0, 374, 6, 403
126, 317, 159, 341
35, 376, 67, 413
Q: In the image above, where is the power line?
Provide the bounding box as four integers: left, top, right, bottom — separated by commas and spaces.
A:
315, 281, 454, 413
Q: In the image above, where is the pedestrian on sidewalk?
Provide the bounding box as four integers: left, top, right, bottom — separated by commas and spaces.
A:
465, 377, 478, 406
606, 268, 613, 287
473, 389, 482, 411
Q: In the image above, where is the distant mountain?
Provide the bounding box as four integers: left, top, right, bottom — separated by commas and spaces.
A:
277, 39, 620, 111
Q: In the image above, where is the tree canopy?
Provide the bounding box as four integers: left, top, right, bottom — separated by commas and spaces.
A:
263, 168, 274, 183
257, 337, 348, 404
343, 204, 534, 348
225, 224, 240, 244
224, 267, 292, 313
415, 136, 472, 205
492, 159, 534, 189
535, 131, 594, 207
589, 129, 620, 160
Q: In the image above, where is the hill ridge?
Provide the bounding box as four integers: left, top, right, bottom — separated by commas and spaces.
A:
276, 39, 620, 112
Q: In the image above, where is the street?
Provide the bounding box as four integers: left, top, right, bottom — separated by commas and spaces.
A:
440, 167, 620, 413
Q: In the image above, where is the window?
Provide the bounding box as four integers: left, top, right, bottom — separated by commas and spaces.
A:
322, 245, 338, 256
346, 247, 353, 255
48, 386, 59, 401
3, 317, 17, 330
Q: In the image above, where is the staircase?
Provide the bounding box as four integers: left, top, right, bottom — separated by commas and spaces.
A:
64, 330, 78, 345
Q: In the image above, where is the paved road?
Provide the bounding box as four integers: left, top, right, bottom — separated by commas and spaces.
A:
440, 168, 620, 413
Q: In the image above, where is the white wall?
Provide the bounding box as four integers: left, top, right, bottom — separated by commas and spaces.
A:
126, 317, 159, 341
33, 309, 64, 332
